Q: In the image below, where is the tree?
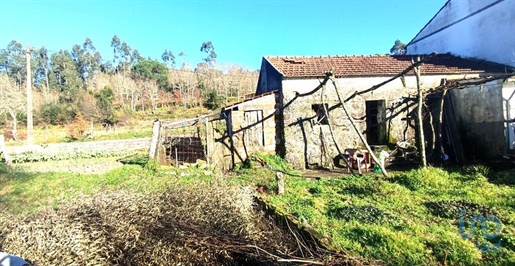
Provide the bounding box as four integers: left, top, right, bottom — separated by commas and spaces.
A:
71, 38, 102, 83
34, 47, 50, 100
0, 73, 25, 140
178, 51, 187, 69
131, 49, 143, 65
100, 61, 114, 74
111, 35, 133, 74
111, 73, 139, 111
50, 50, 82, 103
162, 49, 176, 69
200, 41, 217, 65
68, 111, 88, 140
3, 40, 25, 89
203, 89, 223, 110
390, 39, 407, 55
94, 86, 117, 124
131, 59, 169, 90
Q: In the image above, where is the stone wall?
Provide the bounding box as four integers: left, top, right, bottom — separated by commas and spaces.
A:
280, 75, 471, 169
4, 138, 151, 155
224, 93, 278, 166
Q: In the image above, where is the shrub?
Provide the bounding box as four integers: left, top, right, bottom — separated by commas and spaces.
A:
203, 90, 224, 110
39, 103, 78, 125
68, 112, 89, 140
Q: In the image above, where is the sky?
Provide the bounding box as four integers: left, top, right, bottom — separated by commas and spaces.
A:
0, 0, 447, 70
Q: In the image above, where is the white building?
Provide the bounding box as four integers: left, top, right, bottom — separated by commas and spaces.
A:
408, 0, 515, 67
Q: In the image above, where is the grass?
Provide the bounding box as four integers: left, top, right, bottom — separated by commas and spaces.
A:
262, 165, 515, 265
0, 155, 189, 213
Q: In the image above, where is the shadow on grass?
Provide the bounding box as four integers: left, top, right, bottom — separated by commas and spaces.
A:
117, 153, 149, 166
0, 163, 41, 212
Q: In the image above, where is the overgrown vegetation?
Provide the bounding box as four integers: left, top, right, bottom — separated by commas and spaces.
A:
1, 150, 514, 265
257, 161, 515, 265
0, 159, 361, 265
9, 149, 130, 164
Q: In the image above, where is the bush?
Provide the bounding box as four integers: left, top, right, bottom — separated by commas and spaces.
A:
203, 90, 224, 110
39, 103, 78, 125
68, 112, 89, 140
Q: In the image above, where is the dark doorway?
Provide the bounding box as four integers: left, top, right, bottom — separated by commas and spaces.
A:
366, 100, 386, 145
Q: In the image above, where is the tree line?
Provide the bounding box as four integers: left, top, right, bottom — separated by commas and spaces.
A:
0, 36, 258, 138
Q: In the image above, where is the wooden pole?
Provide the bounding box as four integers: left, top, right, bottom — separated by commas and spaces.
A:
276, 172, 285, 195
149, 120, 161, 159
343, 52, 437, 103
0, 134, 11, 165
414, 57, 427, 167
25, 45, 34, 146
437, 89, 448, 160
320, 79, 355, 175
327, 72, 388, 177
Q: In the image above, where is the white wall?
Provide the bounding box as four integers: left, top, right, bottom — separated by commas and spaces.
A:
408, 0, 515, 67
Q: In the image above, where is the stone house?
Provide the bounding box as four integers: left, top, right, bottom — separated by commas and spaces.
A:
223, 54, 510, 169
221, 91, 279, 168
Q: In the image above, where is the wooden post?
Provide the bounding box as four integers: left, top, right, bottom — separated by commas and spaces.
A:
276, 171, 285, 195
149, 120, 161, 159
328, 73, 388, 177
26, 45, 34, 146
414, 58, 427, 167
437, 89, 448, 161
0, 134, 11, 165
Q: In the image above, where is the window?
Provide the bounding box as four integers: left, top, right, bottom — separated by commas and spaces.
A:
312, 104, 329, 125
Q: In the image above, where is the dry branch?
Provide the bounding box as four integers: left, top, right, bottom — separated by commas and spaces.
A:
343, 53, 437, 103
320, 77, 355, 175
327, 72, 388, 177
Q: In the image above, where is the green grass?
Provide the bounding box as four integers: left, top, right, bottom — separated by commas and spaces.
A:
0, 159, 178, 213
264, 166, 515, 265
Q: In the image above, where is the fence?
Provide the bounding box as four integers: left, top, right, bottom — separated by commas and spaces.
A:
153, 114, 224, 166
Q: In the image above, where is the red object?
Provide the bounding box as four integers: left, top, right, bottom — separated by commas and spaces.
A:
344, 149, 370, 172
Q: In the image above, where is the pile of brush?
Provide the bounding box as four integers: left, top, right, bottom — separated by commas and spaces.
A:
0, 179, 369, 265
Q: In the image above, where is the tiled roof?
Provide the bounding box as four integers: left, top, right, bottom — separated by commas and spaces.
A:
223, 90, 278, 110
265, 54, 510, 78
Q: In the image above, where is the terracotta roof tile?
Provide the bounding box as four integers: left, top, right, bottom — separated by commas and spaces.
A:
265, 54, 510, 78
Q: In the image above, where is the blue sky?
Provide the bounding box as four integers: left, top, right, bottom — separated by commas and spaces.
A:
0, 0, 446, 70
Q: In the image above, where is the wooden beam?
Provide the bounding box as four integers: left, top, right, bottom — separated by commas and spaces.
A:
343, 53, 437, 103
327, 72, 388, 177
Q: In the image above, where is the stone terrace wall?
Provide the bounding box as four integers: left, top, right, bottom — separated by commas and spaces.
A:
4, 138, 151, 155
